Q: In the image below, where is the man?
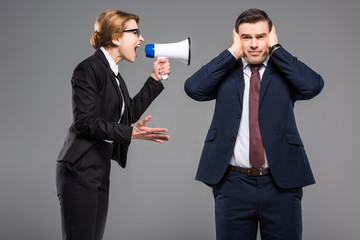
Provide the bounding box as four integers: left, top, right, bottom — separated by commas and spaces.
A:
185, 8, 324, 240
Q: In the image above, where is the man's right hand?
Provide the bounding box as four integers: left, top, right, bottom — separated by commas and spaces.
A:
228, 28, 243, 59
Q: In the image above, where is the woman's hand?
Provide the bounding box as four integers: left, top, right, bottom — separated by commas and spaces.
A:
150, 58, 171, 81
131, 115, 170, 143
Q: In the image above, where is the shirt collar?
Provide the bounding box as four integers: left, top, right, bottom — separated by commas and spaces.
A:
100, 46, 119, 76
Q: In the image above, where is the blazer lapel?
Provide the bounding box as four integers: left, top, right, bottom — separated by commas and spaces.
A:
116, 73, 132, 124
116, 73, 131, 104
94, 49, 123, 105
232, 60, 245, 108
110, 71, 124, 107
94, 49, 124, 119
259, 62, 274, 108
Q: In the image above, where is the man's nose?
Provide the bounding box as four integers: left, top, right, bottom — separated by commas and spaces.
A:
250, 38, 258, 48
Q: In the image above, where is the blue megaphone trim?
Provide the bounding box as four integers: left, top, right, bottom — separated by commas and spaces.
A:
145, 43, 155, 58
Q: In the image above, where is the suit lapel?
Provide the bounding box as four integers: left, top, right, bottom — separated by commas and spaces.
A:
109, 70, 123, 104
232, 60, 245, 108
96, 50, 123, 100
94, 49, 124, 119
116, 73, 131, 104
259, 61, 274, 108
230, 58, 274, 111
116, 73, 132, 124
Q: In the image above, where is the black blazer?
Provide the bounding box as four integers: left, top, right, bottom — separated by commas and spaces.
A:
57, 49, 164, 167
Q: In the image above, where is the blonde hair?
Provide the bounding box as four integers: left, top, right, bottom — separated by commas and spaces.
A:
90, 9, 139, 49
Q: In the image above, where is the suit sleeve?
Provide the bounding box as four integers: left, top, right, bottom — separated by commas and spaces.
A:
270, 47, 324, 101
71, 62, 133, 143
184, 50, 237, 101
128, 77, 164, 123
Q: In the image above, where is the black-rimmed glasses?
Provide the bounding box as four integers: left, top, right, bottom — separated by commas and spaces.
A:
122, 28, 141, 38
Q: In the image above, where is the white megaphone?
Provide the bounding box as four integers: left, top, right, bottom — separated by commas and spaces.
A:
145, 38, 191, 80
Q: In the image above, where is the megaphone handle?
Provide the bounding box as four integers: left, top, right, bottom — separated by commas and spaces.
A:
158, 57, 169, 80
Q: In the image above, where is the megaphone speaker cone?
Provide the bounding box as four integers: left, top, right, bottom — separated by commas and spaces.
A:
145, 38, 191, 65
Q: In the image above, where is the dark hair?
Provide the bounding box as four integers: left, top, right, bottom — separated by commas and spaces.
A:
235, 8, 272, 33
90, 9, 140, 49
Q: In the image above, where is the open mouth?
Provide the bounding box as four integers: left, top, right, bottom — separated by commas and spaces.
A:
135, 44, 141, 57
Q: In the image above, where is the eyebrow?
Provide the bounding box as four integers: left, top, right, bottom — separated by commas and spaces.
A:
241, 33, 267, 37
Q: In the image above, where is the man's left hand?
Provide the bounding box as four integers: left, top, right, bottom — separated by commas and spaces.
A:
268, 25, 279, 50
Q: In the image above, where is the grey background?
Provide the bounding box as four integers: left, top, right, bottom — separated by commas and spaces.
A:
1, 0, 359, 239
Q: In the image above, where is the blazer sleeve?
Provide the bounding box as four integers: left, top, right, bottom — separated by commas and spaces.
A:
71, 62, 133, 143
270, 47, 324, 101
184, 50, 237, 101
128, 77, 164, 123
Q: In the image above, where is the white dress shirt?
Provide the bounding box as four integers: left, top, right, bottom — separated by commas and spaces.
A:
229, 57, 269, 168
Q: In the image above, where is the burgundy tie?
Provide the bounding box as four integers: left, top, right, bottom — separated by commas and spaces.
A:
249, 64, 265, 170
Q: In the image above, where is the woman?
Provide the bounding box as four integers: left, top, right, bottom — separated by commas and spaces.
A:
56, 9, 170, 240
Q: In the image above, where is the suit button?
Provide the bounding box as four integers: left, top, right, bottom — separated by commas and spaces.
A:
231, 136, 236, 142
237, 114, 241, 119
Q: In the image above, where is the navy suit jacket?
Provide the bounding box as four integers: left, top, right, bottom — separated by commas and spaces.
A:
185, 48, 324, 189
57, 49, 164, 168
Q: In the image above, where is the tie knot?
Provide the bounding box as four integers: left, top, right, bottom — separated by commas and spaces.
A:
249, 64, 263, 73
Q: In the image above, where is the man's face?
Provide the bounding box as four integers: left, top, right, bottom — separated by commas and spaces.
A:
238, 20, 269, 64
